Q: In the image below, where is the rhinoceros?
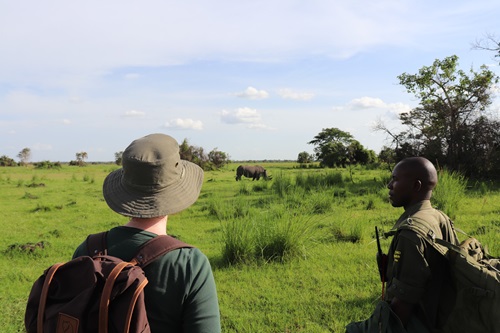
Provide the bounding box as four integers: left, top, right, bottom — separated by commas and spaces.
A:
235, 165, 269, 181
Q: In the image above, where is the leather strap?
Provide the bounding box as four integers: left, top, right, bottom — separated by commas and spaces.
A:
133, 235, 192, 267
37, 263, 64, 333
124, 278, 149, 333
99, 261, 135, 333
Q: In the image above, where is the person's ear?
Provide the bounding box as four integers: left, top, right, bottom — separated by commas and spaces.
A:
414, 179, 422, 192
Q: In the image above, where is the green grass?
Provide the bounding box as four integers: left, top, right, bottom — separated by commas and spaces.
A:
1, 163, 499, 332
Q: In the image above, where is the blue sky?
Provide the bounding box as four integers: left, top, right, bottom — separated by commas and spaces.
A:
1, 1, 499, 162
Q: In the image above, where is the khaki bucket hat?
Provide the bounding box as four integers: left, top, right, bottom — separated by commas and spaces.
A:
103, 133, 204, 218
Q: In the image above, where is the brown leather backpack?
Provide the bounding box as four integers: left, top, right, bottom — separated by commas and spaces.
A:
25, 232, 192, 333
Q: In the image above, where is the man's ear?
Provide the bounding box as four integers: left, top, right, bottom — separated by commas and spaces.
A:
414, 179, 422, 192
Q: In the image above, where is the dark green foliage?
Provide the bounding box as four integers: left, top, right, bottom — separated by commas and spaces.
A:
34, 161, 62, 169
308, 128, 376, 168
387, 55, 500, 178
297, 151, 313, 164
0, 155, 17, 166
179, 138, 230, 171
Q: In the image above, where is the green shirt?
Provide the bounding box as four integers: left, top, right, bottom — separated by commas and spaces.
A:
73, 226, 221, 333
385, 200, 458, 330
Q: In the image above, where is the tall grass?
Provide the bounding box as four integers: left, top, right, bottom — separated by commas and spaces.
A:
433, 168, 467, 219
221, 210, 318, 264
2, 163, 500, 333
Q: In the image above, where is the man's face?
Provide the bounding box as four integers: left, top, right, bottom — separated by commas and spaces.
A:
387, 163, 415, 208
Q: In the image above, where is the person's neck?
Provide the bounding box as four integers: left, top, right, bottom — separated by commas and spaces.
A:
125, 216, 168, 235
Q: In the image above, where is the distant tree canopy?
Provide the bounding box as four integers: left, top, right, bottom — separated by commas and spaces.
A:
114, 151, 123, 166
179, 139, 230, 171
0, 155, 16, 166
17, 148, 31, 165
378, 55, 500, 178
308, 128, 376, 168
69, 152, 88, 166
208, 148, 230, 169
297, 151, 312, 164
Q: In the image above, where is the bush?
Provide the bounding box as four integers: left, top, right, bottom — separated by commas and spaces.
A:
433, 168, 467, 219
0, 155, 16, 166
34, 161, 62, 169
271, 172, 293, 197
221, 218, 256, 265
221, 209, 317, 265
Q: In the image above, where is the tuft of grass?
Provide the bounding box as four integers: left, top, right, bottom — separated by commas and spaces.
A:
221, 218, 256, 265
221, 210, 317, 265
255, 213, 317, 263
306, 191, 333, 214
270, 172, 293, 197
32, 204, 52, 212
22, 192, 38, 199
433, 168, 467, 219
238, 183, 250, 195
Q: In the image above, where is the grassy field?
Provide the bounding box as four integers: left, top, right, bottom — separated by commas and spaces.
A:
1, 162, 499, 332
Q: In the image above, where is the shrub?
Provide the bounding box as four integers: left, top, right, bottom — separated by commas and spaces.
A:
255, 213, 316, 262
271, 172, 292, 197
34, 161, 62, 169
433, 168, 467, 219
221, 209, 317, 265
221, 218, 256, 265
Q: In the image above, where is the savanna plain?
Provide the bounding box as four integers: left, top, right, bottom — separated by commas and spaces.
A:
1, 162, 499, 333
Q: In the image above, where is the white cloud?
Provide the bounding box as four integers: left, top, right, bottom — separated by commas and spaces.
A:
220, 107, 262, 124
164, 118, 203, 130
348, 97, 387, 109
236, 87, 269, 100
277, 89, 315, 101
334, 96, 411, 115
61, 119, 72, 125
122, 110, 146, 118
1, 1, 461, 80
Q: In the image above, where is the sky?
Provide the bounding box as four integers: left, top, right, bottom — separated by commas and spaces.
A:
1, 1, 500, 162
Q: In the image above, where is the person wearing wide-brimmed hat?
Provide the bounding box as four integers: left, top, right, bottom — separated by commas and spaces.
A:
73, 133, 221, 333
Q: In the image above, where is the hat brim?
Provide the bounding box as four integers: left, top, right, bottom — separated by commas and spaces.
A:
103, 160, 204, 218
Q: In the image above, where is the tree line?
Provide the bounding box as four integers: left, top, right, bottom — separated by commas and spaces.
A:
3, 37, 500, 177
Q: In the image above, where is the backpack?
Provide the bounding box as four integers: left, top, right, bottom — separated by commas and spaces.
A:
25, 232, 192, 333
397, 216, 500, 333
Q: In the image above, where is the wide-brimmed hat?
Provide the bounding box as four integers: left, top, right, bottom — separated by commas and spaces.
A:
103, 133, 204, 218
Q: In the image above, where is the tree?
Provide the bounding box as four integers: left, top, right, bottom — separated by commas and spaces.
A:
308, 128, 372, 168
379, 55, 499, 177
178, 138, 229, 171
114, 151, 123, 165
17, 147, 31, 165
472, 33, 500, 64
179, 139, 193, 162
75, 152, 88, 166
208, 148, 230, 170
297, 151, 312, 164
378, 146, 397, 172
0, 155, 16, 166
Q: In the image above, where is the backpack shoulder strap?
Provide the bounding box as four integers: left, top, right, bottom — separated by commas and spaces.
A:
85, 231, 108, 256
132, 235, 194, 268
397, 216, 449, 257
